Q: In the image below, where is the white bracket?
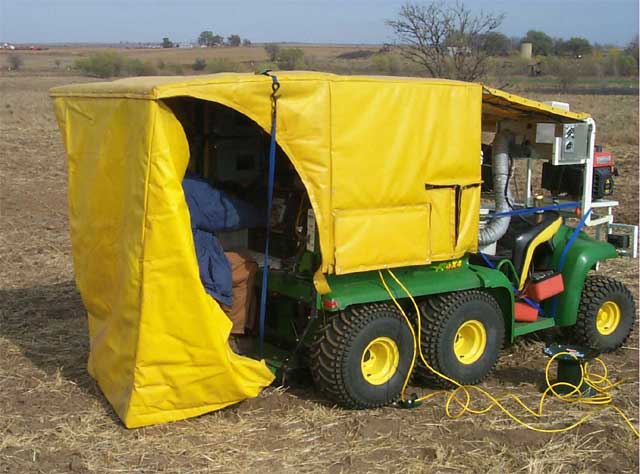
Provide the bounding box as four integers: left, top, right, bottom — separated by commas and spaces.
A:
608, 223, 639, 258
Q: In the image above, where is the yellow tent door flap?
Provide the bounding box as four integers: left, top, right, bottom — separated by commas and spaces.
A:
52, 94, 274, 428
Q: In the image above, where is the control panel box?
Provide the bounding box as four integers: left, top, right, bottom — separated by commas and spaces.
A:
531, 122, 589, 165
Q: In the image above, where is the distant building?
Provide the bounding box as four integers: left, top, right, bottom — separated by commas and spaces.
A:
520, 42, 533, 60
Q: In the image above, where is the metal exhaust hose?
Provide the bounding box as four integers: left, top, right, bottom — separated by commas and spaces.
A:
479, 131, 512, 246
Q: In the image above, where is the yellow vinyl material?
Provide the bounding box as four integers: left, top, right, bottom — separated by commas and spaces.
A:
52, 96, 275, 428
482, 86, 590, 123
50, 72, 587, 428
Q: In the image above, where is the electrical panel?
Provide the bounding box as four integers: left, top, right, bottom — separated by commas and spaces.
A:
552, 123, 589, 165
531, 122, 589, 165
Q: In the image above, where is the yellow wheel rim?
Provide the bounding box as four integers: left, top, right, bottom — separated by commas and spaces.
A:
454, 320, 487, 365
596, 301, 621, 336
361, 337, 400, 385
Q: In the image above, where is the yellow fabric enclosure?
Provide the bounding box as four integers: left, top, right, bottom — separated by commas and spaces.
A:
482, 86, 590, 123
50, 72, 585, 427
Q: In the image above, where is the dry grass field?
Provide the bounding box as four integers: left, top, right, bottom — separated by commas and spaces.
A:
1, 61, 638, 473
0, 45, 382, 74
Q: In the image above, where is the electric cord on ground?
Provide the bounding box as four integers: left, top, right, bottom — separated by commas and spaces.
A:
377, 269, 639, 436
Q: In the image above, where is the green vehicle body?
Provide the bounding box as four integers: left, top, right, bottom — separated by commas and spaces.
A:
321, 259, 516, 339
262, 224, 617, 353
545, 225, 618, 326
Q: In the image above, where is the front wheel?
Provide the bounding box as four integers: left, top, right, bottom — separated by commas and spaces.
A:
310, 303, 414, 408
567, 275, 636, 352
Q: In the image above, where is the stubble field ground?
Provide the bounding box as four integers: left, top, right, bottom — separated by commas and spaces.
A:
1, 50, 638, 473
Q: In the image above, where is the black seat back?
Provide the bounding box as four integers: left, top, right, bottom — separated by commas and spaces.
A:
512, 211, 561, 283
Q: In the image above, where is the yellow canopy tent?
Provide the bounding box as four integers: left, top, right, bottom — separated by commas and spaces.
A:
50, 72, 587, 428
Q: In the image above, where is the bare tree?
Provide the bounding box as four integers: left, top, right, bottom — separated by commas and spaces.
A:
386, 1, 504, 81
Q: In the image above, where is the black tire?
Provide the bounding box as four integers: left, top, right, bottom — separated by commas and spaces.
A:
310, 303, 414, 409
567, 275, 636, 352
414, 290, 505, 388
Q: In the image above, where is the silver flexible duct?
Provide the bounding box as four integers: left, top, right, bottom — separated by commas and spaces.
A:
478, 132, 512, 246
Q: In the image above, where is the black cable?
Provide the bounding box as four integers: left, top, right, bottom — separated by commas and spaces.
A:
505, 156, 515, 209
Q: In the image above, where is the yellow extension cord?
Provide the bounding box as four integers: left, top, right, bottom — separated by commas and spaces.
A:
377, 269, 639, 436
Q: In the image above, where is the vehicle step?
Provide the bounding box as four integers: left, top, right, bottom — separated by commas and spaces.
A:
513, 317, 556, 337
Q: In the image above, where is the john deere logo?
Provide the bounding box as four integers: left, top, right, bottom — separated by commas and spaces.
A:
434, 259, 463, 272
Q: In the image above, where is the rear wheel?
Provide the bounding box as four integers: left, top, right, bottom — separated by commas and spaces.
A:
310, 303, 414, 408
414, 290, 505, 388
567, 275, 635, 352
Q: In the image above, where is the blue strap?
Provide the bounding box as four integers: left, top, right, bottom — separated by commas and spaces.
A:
557, 208, 593, 272
488, 202, 581, 220
521, 296, 544, 313
549, 207, 592, 318
479, 251, 496, 269
258, 74, 279, 357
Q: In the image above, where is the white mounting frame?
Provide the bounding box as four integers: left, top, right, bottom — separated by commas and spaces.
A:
490, 116, 638, 258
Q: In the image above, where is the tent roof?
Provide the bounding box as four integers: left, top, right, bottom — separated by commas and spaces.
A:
50, 72, 589, 124
482, 85, 590, 123
49, 71, 474, 99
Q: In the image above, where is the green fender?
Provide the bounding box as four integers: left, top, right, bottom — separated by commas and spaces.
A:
545, 225, 618, 326
322, 259, 515, 336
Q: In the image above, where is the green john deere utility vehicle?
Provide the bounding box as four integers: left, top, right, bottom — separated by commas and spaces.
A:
52, 73, 638, 416
182, 76, 637, 409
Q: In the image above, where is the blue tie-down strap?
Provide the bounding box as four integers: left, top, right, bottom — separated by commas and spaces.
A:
258, 74, 279, 357
549, 207, 593, 317
487, 201, 581, 220
520, 295, 544, 314
479, 251, 496, 269
557, 207, 593, 273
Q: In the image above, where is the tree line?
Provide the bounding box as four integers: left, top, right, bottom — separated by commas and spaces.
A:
481, 30, 611, 58
386, 1, 638, 81
197, 31, 252, 47
161, 32, 252, 48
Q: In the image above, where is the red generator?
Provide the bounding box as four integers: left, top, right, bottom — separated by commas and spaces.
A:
541, 145, 616, 199
592, 147, 616, 198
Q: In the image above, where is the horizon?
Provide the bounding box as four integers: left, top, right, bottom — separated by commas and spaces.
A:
1, 1, 638, 47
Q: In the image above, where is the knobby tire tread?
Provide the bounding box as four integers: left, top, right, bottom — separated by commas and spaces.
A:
570, 275, 635, 352
414, 290, 504, 389
310, 303, 404, 409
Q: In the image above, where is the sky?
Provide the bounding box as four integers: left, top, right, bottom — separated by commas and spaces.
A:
1, 0, 638, 46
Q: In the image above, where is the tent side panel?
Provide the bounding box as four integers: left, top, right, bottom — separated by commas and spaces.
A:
330, 82, 482, 273
52, 97, 153, 421
124, 101, 274, 428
